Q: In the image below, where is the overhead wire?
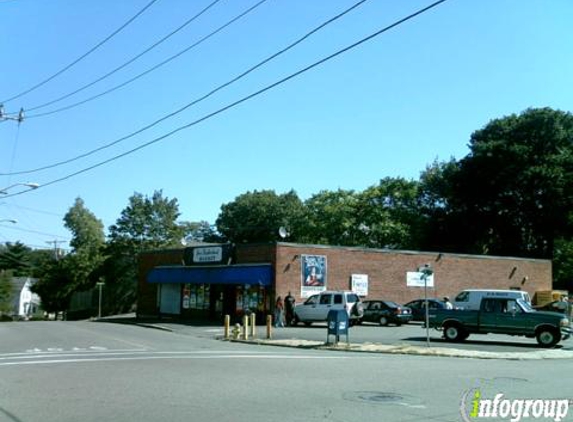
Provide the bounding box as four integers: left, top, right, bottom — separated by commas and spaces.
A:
0, 0, 160, 104
0, 0, 449, 199
2, 0, 367, 176
23, 0, 223, 113
22, 0, 269, 120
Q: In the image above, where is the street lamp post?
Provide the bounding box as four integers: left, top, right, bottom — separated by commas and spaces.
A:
0, 219, 17, 224
96, 281, 105, 319
0, 182, 40, 195
420, 263, 434, 347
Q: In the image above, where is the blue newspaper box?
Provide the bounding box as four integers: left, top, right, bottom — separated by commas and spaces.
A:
327, 309, 349, 344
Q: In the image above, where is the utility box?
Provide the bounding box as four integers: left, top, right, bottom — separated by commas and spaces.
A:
327, 309, 349, 345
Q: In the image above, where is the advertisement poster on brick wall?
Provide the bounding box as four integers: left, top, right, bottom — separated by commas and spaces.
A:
301, 254, 327, 298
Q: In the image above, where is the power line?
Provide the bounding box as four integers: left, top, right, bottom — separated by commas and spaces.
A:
23, 0, 223, 113
0, 0, 160, 104
2, 0, 366, 176
1, 0, 449, 198
0, 224, 68, 239
22, 0, 269, 120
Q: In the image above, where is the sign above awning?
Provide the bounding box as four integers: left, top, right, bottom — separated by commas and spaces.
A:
147, 264, 272, 286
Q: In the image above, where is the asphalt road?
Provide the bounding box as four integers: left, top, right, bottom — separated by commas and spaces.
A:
1, 320, 572, 422
182, 319, 573, 353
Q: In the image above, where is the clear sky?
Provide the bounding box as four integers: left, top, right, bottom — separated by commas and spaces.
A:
0, 0, 572, 251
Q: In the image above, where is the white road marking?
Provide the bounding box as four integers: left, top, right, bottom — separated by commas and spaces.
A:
0, 353, 352, 367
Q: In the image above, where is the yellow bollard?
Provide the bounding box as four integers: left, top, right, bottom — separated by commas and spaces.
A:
250, 313, 256, 338
243, 315, 249, 340
223, 315, 230, 339
266, 314, 272, 339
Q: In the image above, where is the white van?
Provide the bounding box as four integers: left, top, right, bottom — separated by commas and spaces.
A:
452, 289, 531, 310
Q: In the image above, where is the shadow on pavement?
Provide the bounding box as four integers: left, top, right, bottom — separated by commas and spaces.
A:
403, 336, 562, 350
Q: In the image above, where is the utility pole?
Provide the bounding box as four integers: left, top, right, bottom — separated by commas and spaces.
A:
46, 240, 66, 260
0, 104, 24, 123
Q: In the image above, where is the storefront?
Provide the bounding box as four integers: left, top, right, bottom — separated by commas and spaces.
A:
137, 242, 553, 322
148, 264, 272, 321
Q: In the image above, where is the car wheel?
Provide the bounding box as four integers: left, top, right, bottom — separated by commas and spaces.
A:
443, 323, 466, 342
379, 316, 389, 326
536, 327, 561, 348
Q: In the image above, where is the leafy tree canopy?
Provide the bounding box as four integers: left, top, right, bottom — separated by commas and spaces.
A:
216, 190, 305, 243
450, 107, 573, 258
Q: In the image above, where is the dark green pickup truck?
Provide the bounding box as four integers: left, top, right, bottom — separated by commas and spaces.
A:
428, 297, 572, 347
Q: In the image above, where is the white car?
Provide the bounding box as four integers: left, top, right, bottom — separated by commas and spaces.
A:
293, 291, 364, 326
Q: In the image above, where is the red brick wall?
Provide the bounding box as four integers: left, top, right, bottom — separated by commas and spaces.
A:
138, 243, 552, 315
274, 243, 551, 305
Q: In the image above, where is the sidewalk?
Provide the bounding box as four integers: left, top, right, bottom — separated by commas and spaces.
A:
95, 315, 573, 361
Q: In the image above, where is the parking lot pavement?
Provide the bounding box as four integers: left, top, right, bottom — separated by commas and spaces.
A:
126, 318, 573, 358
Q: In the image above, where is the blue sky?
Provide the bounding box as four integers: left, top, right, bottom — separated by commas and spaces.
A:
0, 0, 572, 250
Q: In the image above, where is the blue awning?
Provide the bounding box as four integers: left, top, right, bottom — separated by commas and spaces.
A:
147, 264, 273, 286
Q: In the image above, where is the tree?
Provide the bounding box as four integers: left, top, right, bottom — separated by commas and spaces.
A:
449, 108, 573, 258
63, 197, 106, 290
31, 259, 74, 314
302, 189, 360, 246
355, 177, 424, 249
0, 270, 14, 316
108, 190, 184, 251
216, 190, 305, 243
105, 190, 185, 313
0, 242, 33, 276
417, 158, 464, 252
180, 221, 223, 244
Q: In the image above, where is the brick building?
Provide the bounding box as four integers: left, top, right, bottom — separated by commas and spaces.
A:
137, 242, 552, 322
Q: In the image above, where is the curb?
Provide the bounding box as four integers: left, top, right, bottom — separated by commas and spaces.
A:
224, 338, 573, 360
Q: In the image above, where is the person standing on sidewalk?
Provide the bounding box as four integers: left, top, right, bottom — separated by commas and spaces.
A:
274, 296, 285, 327
284, 291, 296, 326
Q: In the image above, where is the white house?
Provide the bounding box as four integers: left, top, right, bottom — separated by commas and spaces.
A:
10, 277, 41, 319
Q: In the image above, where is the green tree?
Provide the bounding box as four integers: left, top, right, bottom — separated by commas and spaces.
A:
302, 189, 360, 246
63, 197, 106, 290
216, 190, 305, 243
0, 242, 33, 276
0, 270, 14, 316
417, 158, 463, 252
356, 177, 423, 249
180, 221, 223, 244
449, 107, 573, 258
105, 190, 185, 313
31, 259, 74, 314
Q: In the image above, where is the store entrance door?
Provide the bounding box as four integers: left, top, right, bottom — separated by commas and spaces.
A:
222, 285, 237, 321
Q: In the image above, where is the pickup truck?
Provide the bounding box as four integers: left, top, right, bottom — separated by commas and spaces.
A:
427, 297, 572, 347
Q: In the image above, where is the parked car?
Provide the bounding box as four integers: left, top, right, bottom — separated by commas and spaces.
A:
360, 300, 412, 326
427, 296, 572, 347
292, 291, 364, 326
404, 298, 448, 322
452, 289, 531, 311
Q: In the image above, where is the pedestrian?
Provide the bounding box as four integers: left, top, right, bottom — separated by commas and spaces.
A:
284, 291, 296, 326
274, 296, 285, 327
443, 296, 453, 310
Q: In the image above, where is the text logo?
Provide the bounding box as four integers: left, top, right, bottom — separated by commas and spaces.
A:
460, 389, 570, 422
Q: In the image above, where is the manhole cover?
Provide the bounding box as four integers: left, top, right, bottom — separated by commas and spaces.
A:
344, 391, 424, 408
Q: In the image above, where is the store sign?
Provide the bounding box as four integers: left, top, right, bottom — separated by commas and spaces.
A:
406, 271, 435, 288
183, 244, 232, 265
351, 274, 369, 296
193, 247, 222, 263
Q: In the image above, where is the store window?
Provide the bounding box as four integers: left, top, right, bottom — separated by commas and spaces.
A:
188, 284, 210, 310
